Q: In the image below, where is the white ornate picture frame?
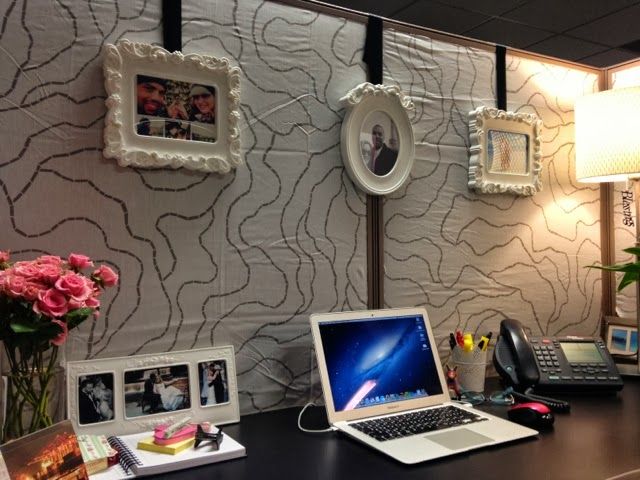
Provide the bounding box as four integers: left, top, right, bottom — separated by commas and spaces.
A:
340, 83, 415, 196
103, 39, 242, 173
67, 346, 239, 436
468, 107, 542, 196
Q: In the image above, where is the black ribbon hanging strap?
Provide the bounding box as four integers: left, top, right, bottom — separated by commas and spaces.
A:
162, 0, 182, 52
362, 15, 385, 308
363, 15, 384, 84
495, 45, 507, 110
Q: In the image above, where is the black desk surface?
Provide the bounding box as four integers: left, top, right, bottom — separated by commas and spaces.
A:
155, 378, 640, 480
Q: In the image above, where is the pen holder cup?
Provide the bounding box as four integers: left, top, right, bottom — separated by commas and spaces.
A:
450, 347, 488, 393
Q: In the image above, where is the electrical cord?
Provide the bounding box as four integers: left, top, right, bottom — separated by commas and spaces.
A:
605, 467, 640, 480
509, 387, 571, 413
297, 402, 337, 434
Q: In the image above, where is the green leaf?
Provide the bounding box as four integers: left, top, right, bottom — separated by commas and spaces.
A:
587, 262, 640, 273
67, 315, 89, 330
39, 321, 65, 337
66, 308, 93, 318
63, 308, 93, 330
612, 263, 640, 273
618, 271, 640, 292
9, 322, 38, 333
622, 246, 640, 256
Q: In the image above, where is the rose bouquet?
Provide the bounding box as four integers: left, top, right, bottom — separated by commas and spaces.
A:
0, 250, 118, 441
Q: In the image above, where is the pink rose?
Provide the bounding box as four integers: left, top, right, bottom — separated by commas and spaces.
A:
37, 255, 63, 266
0, 250, 9, 263
38, 263, 62, 284
85, 296, 100, 309
50, 319, 68, 346
13, 262, 41, 279
93, 265, 118, 287
22, 281, 47, 302
68, 253, 93, 270
4, 274, 26, 297
33, 288, 69, 318
55, 273, 93, 302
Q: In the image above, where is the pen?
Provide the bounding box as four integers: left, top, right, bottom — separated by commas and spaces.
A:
163, 416, 192, 439
462, 333, 474, 352
455, 330, 464, 348
449, 333, 457, 350
478, 332, 493, 351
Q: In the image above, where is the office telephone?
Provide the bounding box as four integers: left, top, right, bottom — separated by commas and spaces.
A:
493, 319, 624, 393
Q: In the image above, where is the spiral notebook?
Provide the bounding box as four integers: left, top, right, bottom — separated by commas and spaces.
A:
89, 429, 245, 479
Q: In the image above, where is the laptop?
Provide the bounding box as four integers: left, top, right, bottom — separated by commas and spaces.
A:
310, 307, 537, 464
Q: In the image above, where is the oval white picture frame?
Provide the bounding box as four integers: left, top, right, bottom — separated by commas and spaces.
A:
103, 40, 242, 173
340, 83, 415, 196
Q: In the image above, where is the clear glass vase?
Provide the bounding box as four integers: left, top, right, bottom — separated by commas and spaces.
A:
1, 343, 64, 442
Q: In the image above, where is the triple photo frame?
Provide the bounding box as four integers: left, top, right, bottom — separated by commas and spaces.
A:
67, 346, 239, 436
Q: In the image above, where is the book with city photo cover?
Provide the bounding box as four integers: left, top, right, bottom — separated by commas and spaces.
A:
0, 420, 88, 480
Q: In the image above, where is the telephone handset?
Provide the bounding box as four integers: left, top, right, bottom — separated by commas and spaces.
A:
494, 319, 539, 388
493, 319, 624, 394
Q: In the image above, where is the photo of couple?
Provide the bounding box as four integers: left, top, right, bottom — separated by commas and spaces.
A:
135, 74, 217, 144
124, 364, 191, 418
198, 360, 230, 406
78, 373, 114, 425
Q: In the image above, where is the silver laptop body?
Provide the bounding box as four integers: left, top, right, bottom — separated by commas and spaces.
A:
310, 307, 537, 464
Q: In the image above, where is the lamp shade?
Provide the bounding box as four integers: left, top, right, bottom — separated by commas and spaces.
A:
575, 86, 640, 183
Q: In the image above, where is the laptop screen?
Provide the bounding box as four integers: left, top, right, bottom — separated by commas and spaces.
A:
318, 313, 443, 412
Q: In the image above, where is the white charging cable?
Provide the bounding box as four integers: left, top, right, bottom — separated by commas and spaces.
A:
297, 402, 337, 434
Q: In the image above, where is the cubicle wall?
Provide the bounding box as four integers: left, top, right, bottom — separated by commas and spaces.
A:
0, 0, 622, 414
382, 29, 602, 363
607, 61, 640, 321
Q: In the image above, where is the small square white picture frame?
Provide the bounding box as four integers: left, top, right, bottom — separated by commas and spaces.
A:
468, 107, 542, 196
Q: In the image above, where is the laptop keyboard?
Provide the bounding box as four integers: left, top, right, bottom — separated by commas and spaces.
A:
350, 405, 487, 442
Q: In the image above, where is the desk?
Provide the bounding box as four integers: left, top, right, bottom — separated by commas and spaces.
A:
156, 377, 639, 480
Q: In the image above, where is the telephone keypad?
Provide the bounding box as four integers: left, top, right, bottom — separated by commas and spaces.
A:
531, 337, 622, 389
534, 345, 562, 375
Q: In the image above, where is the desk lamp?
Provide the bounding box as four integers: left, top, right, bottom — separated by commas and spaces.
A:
575, 86, 640, 375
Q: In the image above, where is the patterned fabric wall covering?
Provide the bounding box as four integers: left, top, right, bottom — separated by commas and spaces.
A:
382, 30, 602, 365
0, 0, 367, 414
0, 0, 604, 415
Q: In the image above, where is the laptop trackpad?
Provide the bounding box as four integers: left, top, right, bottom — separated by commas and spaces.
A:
427, 429, 493, 450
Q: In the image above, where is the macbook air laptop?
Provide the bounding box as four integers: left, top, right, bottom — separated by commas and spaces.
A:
310, 307, 537, 464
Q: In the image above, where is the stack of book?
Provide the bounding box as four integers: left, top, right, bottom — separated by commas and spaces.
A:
78, 434, 119, 475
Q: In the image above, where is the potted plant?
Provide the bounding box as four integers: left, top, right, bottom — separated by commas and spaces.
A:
588, 246, 640, 292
